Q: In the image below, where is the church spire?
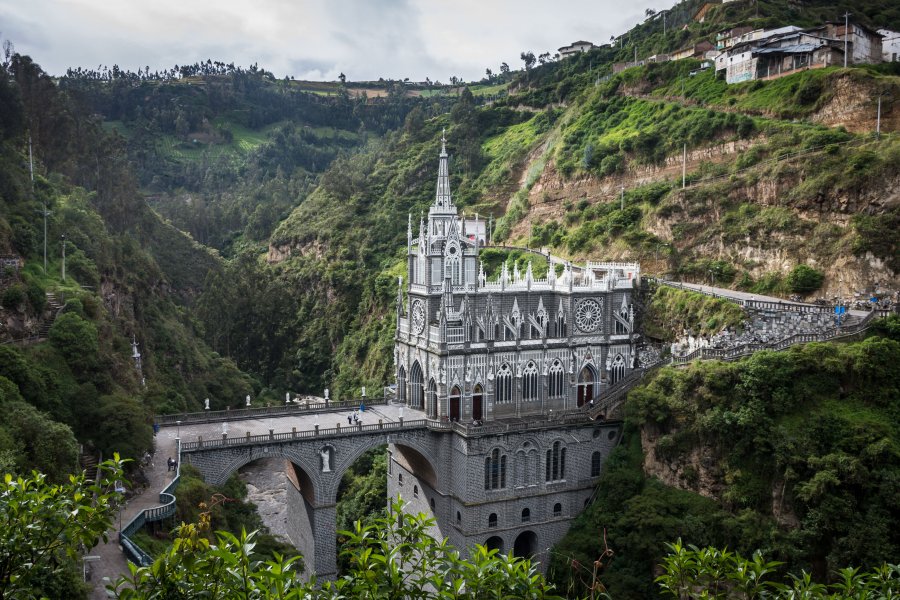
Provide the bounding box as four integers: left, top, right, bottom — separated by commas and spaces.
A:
433, 129, 453, 212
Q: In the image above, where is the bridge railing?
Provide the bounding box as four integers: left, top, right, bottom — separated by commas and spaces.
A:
180, 418, 432, 451
656, 280, 837, 313
120, 439, 182, 566
670, 309, 879, 365
156, 397, 388, 426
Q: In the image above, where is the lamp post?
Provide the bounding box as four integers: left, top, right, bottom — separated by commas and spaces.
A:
60, 233, 67, 282
620, 186, 625, 211
176, 420, 181, 441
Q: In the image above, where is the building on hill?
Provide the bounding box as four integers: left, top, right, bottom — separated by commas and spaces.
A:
816, 21, 883, 65
880, 29, 900, 62
387, 133, 640, 562
669, 40, 716, 61
715, 26, 753, 51
558, 41, 595, 58
394, 134, 640, 424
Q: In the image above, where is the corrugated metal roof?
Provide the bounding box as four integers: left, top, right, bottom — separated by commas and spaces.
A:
755, 43, 821, 54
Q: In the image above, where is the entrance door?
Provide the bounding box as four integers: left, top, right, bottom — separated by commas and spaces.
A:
472, 384, 483, 421
577, 366, 596, 407
449, 386, 461, 421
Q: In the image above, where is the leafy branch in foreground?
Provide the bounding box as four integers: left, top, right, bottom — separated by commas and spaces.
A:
0, 455, 126, 599
114, 497, 562, 599
657, 539, 900, 599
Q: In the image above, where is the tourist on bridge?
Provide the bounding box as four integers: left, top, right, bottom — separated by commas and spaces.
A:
167, 457, 177, 472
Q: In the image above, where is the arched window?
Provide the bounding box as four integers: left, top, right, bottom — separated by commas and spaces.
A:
521, 508, 531, 523
399, 473, 404, 486
484, 448, 507, 490
430, 497, 435, 510
577, 365, 596, 407
457, 510, 461, 525
427, 378, 438, 418
591, 451, 603, 477
549, 360, 564, 398
553, 502, 562, 517
496, 364, 512, 404
545, 441, 566, 482
556, 309, 566, 337
472, 384, 484, 421
397, 366, 406, 403
523, 362, 539, 401
409, 362, 423, 409
488, 513, 498, 528
610, 354, 626, 384
449, 385, 461, 421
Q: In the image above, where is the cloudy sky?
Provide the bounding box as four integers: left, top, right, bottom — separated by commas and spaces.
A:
1, 0, 676, 82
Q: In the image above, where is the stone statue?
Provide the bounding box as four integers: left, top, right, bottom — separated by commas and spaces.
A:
204, 398, 210, 410
321, 448, 332, 472
246, 395, 251, 407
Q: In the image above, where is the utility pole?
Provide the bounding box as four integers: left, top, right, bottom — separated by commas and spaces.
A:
843, 11, 851, 68
682, 143, 687, 188
634, 45, 638, 66
876, 94, 882, 138
60, 234, 66, 282
620, 186, 625, 210
29, 133, 51, 274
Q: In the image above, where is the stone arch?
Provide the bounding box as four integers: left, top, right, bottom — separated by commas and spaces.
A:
513, 530, 537, 558
472, 383, 484, 421
449, 385, 461, 421
577, 364, 597, 407
409, 361, 424, 409
485, 535, 504, 553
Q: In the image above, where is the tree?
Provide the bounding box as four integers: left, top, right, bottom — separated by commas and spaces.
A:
115, 498, 563, 599
48, 311, 99, 372
645, 7, 656, 17
520, 51, 536, 70
338, 72, 346, 84
0, 457, 126, 599
500, 62, 510, 75
485, 67, 493, 82
786, 264, 825, 294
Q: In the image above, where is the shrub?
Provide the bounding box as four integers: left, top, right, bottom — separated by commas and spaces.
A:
786, 264, 825, 294
1, 284, 26, 310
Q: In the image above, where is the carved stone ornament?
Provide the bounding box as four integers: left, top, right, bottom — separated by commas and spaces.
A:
411, 299, 426, 334
574, 298, 603, 333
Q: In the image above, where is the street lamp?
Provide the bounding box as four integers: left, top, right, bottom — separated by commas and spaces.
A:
176, 420, 181, 440
60, 233, 67, 282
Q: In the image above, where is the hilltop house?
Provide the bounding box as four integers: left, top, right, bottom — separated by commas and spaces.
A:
880, 29, 900, 62
669, 40, 716, 61
558, 41, 595, 58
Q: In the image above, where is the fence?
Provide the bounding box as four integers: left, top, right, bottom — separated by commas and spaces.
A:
156, 397, 387, 426
120, 439, 181, 567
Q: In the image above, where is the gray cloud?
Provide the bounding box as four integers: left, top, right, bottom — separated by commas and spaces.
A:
1, 0, 675, 80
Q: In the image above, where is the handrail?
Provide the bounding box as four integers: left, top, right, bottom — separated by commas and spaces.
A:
156, 397, 387, 426
120, 439, 182, 566
669, 309, 878, 365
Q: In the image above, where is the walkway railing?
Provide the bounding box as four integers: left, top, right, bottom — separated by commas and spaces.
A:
156, 397, 387, 426
120, 439, 182, 567
656, 279, 837, 313
670, 310, 879, 365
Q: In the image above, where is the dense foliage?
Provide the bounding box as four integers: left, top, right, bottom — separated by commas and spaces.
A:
115, 499, 562, 600
0, 456, 126, 599
551, 331, 900, 598
643, 284, 746, 341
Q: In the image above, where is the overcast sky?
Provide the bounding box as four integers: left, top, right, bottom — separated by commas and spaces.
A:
1, 0, 676, 82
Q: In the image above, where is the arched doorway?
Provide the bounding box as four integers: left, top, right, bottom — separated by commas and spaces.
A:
409, 362, 423, 409
427, 378, 438, 418
472, 384, 483, 421
449, 385, 461, 421
513, 530, 537, 558
397, 366, 406, 404
577, 365, 596, 407
485, 535, 504, 553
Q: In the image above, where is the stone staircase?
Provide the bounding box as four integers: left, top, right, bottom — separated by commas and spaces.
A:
79, 451, 99, 484
37, 292, 64, 339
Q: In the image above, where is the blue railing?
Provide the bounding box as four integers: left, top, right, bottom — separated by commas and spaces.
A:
119, 439, 181, 566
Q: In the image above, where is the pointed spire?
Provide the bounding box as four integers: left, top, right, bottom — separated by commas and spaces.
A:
513, 262, 521, 283
433, 131, 453, 211
525, 261, 533, 283
478, 261, 486, 288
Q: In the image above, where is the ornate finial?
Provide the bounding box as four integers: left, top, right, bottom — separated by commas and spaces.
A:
441, 128, 446, 153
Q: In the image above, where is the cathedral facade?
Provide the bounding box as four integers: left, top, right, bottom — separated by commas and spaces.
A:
387, 136, 641, 562
394, 136, 641, 422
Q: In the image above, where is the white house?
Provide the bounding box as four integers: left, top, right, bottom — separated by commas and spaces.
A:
878, 29, 900, 62
558, 41, 595, 58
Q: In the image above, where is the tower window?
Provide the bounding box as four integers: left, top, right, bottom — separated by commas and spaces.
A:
484, 448, 507, 490
523, 362, 539, 401
521, 508, 531, 523
488, 513, 498, 528
496, 364, 512, 404
549, 360, 564, 398
545, 441, 566, 482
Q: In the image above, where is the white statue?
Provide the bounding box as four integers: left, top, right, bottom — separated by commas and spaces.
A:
324, 388, 330, 400
320, 448, 332, 472
204, 398, 210, 410
246, 395, 251, 407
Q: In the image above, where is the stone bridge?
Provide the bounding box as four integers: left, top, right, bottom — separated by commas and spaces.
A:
151, 400, 619, 579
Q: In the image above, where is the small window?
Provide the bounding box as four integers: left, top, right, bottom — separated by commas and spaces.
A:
591, 451, 603, 477
457, 511, 462, 525
521, 508, 531, 523
398, 473, 403, 486
430, 497, 435, 510
553, 503, 562, 517
414, 485, 419, 498
488, 513, 498, 528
